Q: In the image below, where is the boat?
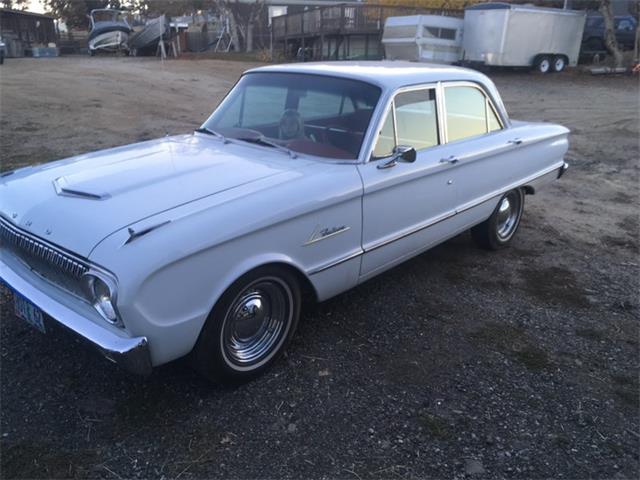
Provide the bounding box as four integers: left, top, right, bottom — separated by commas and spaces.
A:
129, 15, 169, 56
88, 9, 132, 55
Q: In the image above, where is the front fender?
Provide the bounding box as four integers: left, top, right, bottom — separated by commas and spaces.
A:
88, 161, 363, 366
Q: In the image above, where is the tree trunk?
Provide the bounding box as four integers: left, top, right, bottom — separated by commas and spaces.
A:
224, 4, 242, 52
599, 0, 624, 68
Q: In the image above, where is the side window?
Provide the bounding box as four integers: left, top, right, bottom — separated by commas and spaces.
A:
372, 109, 395, 158
372, 88, 439, 158
617, 19, 632, 31
394, 89, 439, 150
444, 85, 502, 142
424, 26, 456, 40
488, 104, 502, 132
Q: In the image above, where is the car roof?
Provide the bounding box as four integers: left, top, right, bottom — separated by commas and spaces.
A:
246, 61, 492, 91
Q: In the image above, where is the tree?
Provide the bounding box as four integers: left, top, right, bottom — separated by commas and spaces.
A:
43, 0, 122, 29
598, 0, 624, 67
216, 1, 266, 52
1, 0, 29, 9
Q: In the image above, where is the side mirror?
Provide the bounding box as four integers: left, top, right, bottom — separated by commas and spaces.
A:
377, 145, 417, 169
394, 145, 417, 163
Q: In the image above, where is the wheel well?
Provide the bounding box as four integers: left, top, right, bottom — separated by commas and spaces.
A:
259, 262, 318, 306
523, 185, 535, 195
533, 53, 550, 64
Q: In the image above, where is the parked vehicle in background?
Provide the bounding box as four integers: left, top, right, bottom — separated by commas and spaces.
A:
462, 2, 586, 73
0, 62, 571, 383
382, 15, 464, 64
88, 9, 131, 55
0, 37, 5, 64
582, 14, 638, 53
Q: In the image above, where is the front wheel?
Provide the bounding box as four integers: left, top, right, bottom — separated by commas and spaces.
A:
192, 266, 301, 384
471, 189, 525, 250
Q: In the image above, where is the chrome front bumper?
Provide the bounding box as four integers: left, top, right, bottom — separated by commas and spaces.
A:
0, 256, 152, 376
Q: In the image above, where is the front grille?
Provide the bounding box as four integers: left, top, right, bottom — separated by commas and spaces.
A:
0, 217, 89, 297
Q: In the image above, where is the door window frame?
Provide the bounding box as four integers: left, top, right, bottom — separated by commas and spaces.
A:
440, 81, 505, 144
368, 83, 443, 161
365, 80, 507, 163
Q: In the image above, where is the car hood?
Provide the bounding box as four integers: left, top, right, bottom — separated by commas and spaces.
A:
0, 134, 296, 257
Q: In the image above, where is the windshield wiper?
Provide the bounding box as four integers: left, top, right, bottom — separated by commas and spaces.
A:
235, 135, 298, 159
195, 127, 229, 144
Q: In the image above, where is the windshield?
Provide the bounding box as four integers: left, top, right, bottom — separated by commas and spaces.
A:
202, 72, 382, 160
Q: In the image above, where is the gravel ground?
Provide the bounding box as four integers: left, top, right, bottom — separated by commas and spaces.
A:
0, 57, 638, 479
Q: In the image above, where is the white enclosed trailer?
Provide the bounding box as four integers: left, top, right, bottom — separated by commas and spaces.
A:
462, 2, 586, 73
382, 15, 464, 65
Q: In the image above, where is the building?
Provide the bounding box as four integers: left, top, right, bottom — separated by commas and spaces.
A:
0, 8, 57, 57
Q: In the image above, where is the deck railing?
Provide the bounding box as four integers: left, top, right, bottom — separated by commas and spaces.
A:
272, 4, 463, 39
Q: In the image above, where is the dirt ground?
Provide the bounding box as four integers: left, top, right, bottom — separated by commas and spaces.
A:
0, 57, 638, 479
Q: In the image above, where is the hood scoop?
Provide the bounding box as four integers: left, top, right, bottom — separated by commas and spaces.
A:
54, 177, 110, 200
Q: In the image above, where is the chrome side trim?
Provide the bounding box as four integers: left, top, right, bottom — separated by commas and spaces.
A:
0, 257, 151, 375
363, 209, 457, 253
308, 249, 362, 275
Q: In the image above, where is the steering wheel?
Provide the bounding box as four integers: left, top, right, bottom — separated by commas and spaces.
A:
279, 109, 306, 141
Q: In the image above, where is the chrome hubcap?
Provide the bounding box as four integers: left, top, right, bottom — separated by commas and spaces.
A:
540, 60, 550, 72
496, 192, 521, 240
222, 278, 292, 367
555, 59, 564, 70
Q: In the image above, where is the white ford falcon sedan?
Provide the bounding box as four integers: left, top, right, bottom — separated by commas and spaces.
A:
0, 62, 569, 383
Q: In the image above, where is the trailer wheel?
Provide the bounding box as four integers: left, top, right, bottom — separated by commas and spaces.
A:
552, 55, 566, 73
534, 55, 551, 74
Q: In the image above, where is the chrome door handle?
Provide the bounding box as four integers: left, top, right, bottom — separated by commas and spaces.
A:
508, 138, 523, 145
440, 155, 459, 165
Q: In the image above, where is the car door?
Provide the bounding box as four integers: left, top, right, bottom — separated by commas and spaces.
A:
438, 82, 517, 214
357, 85, 459, 279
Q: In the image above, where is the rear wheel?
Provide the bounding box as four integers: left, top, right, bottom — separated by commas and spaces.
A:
471, 189, 525, 250
534, 55, 552, 74
552, 55, 566, 73
192, 265, 301, 384
0, 53, 4, 65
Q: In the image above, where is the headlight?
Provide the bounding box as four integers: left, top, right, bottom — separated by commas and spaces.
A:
82, 271, 121, 326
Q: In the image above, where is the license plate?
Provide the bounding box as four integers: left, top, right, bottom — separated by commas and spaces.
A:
13, 291, 46, 333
